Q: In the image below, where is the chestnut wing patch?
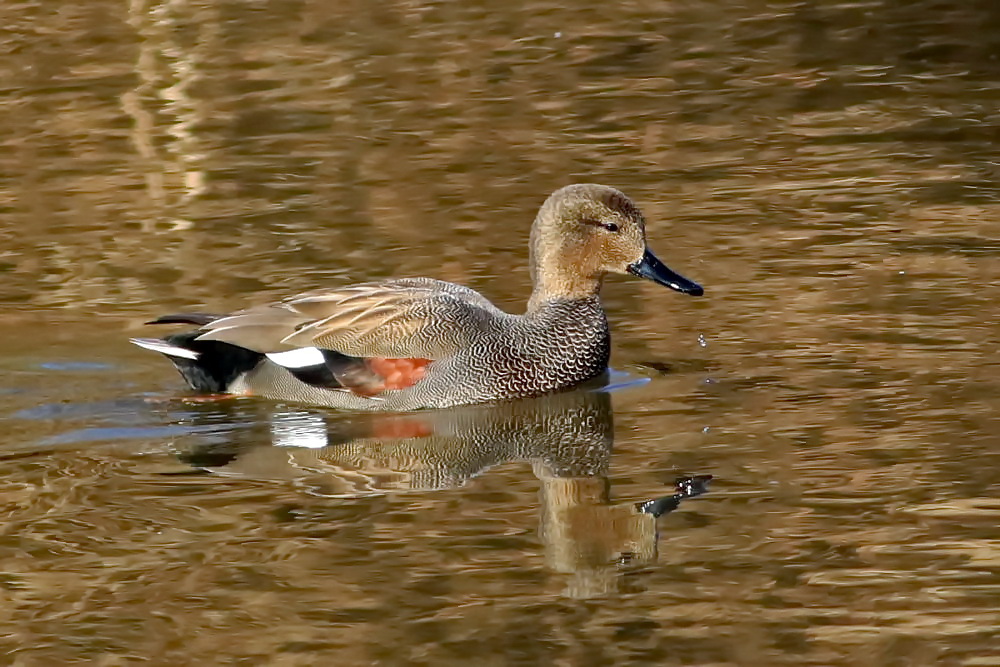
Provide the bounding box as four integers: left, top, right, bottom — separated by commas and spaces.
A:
349, 357, 431, 396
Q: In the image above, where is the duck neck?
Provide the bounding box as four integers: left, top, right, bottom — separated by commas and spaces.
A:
527, 211, 603, 312
527, 269, 603, 312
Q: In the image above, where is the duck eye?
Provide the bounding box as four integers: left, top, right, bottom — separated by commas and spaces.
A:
580, 218, 620, 233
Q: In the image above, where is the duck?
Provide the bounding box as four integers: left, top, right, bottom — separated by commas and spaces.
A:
131, 184, 703, 411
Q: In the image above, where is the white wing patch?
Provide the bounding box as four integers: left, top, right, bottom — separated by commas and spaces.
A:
266, 347, 325, 369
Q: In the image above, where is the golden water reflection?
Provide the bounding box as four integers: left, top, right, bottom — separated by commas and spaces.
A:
175, 390, 711, 599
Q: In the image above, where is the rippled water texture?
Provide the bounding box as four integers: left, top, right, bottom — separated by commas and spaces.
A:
2, 0, 1000, 664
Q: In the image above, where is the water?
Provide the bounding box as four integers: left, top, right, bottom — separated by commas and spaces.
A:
2, 0, 1000, 663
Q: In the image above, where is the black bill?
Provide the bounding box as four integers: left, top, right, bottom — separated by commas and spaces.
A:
627, 249, 704, 296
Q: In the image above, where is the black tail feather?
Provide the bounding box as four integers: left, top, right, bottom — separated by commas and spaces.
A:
146, 312, 226, 326
161, 331, 263, 393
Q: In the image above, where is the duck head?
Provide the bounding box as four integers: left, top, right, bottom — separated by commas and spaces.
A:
529, 184, 703, 304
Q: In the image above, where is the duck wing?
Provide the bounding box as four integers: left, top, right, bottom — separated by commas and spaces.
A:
196, 278, 504, 360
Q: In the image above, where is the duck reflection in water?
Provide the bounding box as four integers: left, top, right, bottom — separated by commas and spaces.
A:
177, 388, 710, 597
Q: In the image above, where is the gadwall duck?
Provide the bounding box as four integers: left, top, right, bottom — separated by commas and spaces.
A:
132, 184, 703, 410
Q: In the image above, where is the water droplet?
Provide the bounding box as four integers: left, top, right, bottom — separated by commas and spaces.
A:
697, 334, 708, 347
554, 31, 562, 38
702, 426, 710, 433
898, 270, 905, 275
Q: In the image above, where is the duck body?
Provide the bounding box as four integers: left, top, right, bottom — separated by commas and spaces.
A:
132, 184, 702, 411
